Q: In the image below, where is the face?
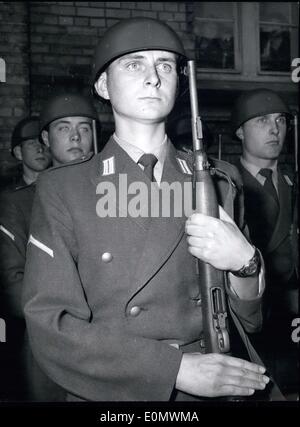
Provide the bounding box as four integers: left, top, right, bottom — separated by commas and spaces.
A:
15, 138, 52, 172
237, 113, 287, 163
95, 50, 178, 125
42, 116, 93, 165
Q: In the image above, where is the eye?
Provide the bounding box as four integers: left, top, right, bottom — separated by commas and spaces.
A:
126, 61, 140, 71
257, 116, 268, 124
58, 125, 69, 132
276, 116, 286, 125
79, 125, 91, 133
157, 63, 173, 73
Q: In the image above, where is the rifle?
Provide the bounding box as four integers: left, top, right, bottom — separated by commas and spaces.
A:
187, 60, 230, 354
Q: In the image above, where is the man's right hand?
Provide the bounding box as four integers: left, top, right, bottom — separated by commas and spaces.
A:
176, 353, 269, 397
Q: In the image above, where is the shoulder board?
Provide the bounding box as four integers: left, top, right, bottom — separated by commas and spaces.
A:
43, 152, 94, 174
176, 148, 193, 163
209, 157, 243, 189
175, 151, 242, 189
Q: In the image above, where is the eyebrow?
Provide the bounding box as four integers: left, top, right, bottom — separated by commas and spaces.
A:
118, 53, 177, 64
257, 113, 286, 119
53, 119, 92, 126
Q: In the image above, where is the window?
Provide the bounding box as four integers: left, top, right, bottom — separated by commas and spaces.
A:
259, 2, 298, 73
193, 2, 240, 72
190, 2, 298, 80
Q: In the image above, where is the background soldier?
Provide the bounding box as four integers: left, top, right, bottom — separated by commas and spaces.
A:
232, 89, 299, 398
9, 116, 52, 190
0, 94, 99, 401
23, 18, 268, 402
40, 92, 99, 166
0, 116, 51, 400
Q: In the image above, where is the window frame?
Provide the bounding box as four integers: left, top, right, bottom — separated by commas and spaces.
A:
192, 2, 242, 74
256, 2, 299, 76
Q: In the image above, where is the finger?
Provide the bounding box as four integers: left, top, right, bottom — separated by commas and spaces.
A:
188, 212, 217, 226
217, 385, 256, 397
222, 371, 269, 390
186, 225, 214, 239
219, 355, 266, 374
187, 236, 215, 251
225, 367, 269, 385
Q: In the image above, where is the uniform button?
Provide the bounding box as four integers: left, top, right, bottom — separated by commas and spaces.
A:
196, 298, 202, 307
102, 252, 113, 263
129, 306, 141, 317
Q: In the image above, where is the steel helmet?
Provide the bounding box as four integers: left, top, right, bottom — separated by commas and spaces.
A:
91, 17, 187, 84
39, 92, 98, 134
11, 116, 40, 154
231, 89, 291, 133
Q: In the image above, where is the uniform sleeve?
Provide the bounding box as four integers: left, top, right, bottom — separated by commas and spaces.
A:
0, 193, 27, 319
22, 175, 182, 401
226, 179, 264, 334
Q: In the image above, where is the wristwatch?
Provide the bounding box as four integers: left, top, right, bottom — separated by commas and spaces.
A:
231, 247, 261, 277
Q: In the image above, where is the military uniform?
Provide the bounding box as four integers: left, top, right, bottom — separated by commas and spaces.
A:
0, 185, 33, 399
237, 160, 298, 394
0, 184, 65, 401
23, 137, 264, 401
0, 184, 35, 319
0, 175, 28, 194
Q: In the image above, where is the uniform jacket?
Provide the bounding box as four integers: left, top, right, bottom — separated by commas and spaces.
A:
1, 175, 28, 194
237, 161, 298, 287
23, 137, 264, 401
0, 183, 65, 401
0, 184, 35, 319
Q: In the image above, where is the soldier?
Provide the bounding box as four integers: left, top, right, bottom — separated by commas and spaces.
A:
9, 116, 52, 190
0, 94, 99, 401
0, 116, 51, 400
232, 89, 299, 398
23, 18, 269, 402
40, 92, 99, 166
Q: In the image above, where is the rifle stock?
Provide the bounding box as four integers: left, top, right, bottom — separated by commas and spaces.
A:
187, 60, 230, 354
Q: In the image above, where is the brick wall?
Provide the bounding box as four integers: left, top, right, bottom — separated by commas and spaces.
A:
28, 1, 193, 138
0, 2, 297, 187
0, 1, 30, 186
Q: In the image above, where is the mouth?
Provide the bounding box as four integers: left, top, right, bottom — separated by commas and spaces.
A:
266, 140, 280, 145
35, 156, 47, 161
67, 148, 83, 154
139, 97, 161, 101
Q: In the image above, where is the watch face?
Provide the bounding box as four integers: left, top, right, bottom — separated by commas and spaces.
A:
244, 262, 258, 275
233, 249, 260, 277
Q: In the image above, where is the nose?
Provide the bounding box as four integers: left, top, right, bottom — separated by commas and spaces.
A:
36, 143, 43, 153
70, 128, 81, 143
144, 65, 161, 88
270, 118, 280, 135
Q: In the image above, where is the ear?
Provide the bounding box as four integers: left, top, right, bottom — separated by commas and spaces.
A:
13, 145, 23, 161
94, 72, 110, 100
41, 130, 50, 148
236, 126, 244, 141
